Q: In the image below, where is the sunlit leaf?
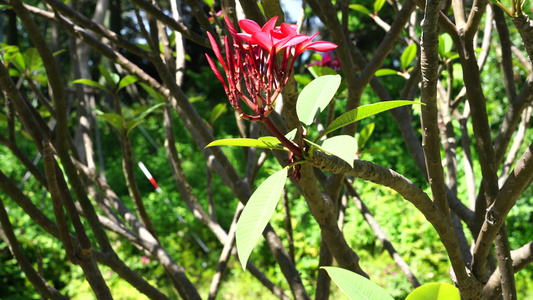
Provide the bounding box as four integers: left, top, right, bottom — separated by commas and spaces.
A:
320, 101, 422, 139
285, 128, 298, 141
125, 119, 142, 136
125, 102, 165, 136
53, 49, 67, 57
349, 4, 372, 15
117, 75, 138, 91
139, 82, 164, 102
237, 168, 288, 270
374, 0, 387, 13
10, 51, 25, 72
98, 65, 119, 89
297, 74, 341, 126
401, 43, 417, 71
375, 69, 400, 77
97, 112, 124, 136
405, 283, 460, 300
321, 135, 358, 167
206, 138, 286, 150
358, 122, 375, 150
209, 102, 227, 124
73, 78, 109, 93
322, 267, 394, 300
258, 136, 283, 148
32, 74, 48, 86
8, 68, 20, 77
439, 33, 453, 56
294, 74, 313, 86
23, 48, 43, 73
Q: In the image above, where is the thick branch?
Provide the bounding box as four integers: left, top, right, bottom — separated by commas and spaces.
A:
306, 150, 482, 298
420, 0, 450, 218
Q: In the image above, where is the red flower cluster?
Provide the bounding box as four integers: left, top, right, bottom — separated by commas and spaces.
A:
308, 52, 342, 72
206, 16, 337, 121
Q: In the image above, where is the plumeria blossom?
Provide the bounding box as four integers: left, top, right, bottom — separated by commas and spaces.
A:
205, 16, 337, 121
309, 52, 342, 72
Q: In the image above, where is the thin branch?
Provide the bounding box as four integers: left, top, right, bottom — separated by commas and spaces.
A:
345, 179, 421, 288
483, 241, 533, 299
499, 106, 532, 185
130, 0, 209, 47
0, 196, 69, 300
473, 143, 533, 282
465, 0, 488, 41
492, 5, 517, 104
420, 0, 451, 219
208, 202, 243, 300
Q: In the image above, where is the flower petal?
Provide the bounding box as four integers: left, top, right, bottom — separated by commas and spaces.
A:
239, 19, 262, 34
276, 34, 309, 50
261, 16, 278, 33
279, 23, 297, 36
224, 16, 239, 40
305, 41, 338, 52
206, 32, 227, 71
251, 32, 273, 52
205, 54, 227, 89
238, 33, 253, 43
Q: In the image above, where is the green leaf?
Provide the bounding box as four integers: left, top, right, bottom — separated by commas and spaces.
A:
439, 33, 453, 56
285, 128, 298, 141
125, 102, 165, 136
321, 135, 358, 167
401, 43, 417, 71
203, 0, 214, 7
322, 267, 394, 300
53, 49, 67, 57
8, 68, 20, 77
445, 53, 460, 61
258, 136, 283, 148
237, 168, 288, 270
73, 78, 109, 93
23, 48, 43, 72
375, 69, 400, 77
117, 75, 138, 91
321, 101, 422, 139
358, 122, 375, 150
294, 74, 313, 86
349, 4, 372, 15
97, 112, 124, 136
32, 74, 48, 85
297, 74, 341, 126
139, 82, 164, 102
374, 0, 387, 13
10, 51, 25, 72
206, 138, 286, 151
98, 65, 119, 89
209, 102, 227, 124
405, 283, 460, 300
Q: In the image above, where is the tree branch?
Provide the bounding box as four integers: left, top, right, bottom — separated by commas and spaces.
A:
0, 196, 69, 300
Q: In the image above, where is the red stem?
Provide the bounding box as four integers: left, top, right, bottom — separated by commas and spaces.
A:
262, 117, 303, 157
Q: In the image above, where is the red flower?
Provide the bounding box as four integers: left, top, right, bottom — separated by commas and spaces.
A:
309, 52, 342, 72
205, 16, 338, 121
